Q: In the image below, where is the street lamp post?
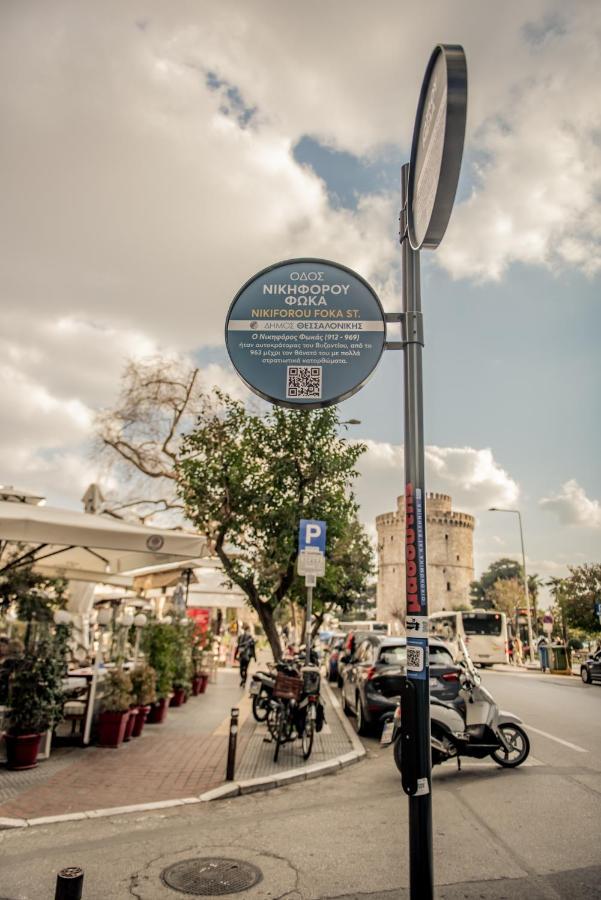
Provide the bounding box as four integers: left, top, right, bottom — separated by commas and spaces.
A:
488, 508, 535, 662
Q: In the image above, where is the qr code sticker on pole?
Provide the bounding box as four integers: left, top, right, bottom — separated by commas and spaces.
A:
406, 645, 424, 672
286, 365, 322, 399
407, 638, 429, 680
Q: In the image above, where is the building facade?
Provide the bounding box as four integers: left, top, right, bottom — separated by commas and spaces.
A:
376, 493, 475, 629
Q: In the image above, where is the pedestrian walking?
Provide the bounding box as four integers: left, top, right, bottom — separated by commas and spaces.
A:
508, 637, 514, 665
234, 624, 256, 687
514, 635, 524, 666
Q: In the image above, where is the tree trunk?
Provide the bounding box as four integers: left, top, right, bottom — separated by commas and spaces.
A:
253, 601, 282, 662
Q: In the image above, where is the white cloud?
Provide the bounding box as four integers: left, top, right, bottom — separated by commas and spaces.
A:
439, 4, 601, 280
539, 479, 601, 527
355, 441, 519, 528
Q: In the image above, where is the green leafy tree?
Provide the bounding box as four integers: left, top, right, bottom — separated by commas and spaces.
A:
0, 559, 67, 650
487, 578, 523, 618
549, 565, 601, 635
177, 395, 371, 660
470, 558, 524, 607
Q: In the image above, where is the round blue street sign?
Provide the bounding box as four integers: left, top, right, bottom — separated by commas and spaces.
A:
225, 258, 386, 409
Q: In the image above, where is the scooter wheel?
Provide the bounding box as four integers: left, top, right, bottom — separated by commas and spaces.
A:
252, 694, 269, 722
490, 723, 530, 768
393, 736, 403, 775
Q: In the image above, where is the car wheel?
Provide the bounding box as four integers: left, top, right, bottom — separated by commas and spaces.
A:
356, 695, 370, 736
341, 688, 350, 715
581, 667, 591, 684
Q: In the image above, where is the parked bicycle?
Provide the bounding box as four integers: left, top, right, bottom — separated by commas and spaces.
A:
268, 663, 322, 762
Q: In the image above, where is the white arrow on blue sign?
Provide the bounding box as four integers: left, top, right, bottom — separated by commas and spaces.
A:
299, 519, 326, 555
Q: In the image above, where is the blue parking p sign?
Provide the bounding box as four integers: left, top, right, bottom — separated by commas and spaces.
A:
299, 519, 326, 555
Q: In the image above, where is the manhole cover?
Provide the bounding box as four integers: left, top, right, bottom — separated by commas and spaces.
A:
161, 857, 263, 896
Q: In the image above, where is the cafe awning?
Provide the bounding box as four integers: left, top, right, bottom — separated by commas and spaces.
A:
0, 501, 207, 579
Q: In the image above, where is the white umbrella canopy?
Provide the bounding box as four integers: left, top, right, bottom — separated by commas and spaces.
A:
0, 501, 207, 579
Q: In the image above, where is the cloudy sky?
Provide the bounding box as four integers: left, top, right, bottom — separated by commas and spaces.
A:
1, 1, 600, 603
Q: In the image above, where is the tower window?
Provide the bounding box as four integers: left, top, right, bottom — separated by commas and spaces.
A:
446, 582, 451, 592
456, 554, 460, 561
444, 534, 449, 541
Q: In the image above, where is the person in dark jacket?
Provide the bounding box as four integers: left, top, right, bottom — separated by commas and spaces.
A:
235, 624, 256, 686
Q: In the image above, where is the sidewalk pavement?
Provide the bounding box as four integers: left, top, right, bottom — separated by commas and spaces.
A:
0, 664, 360, 826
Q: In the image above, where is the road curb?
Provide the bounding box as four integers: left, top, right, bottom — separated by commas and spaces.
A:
0, 680, 365, 829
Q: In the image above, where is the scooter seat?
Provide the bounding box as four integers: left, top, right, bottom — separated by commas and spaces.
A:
431, 696, 457, 710
253, 672, 275, 687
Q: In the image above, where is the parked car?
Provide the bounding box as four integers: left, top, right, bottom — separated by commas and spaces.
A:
339, 635, 462, 735
322, 633, 345, 683
580, 649, 601, 684
336, 631, 370, 688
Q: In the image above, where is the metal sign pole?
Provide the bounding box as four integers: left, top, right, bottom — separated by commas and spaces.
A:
305, 582, 313, 665
401, 162, 433, 899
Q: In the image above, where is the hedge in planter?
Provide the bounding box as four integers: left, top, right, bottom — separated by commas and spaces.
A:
98, 669, 134, 747
5, 632, 68, 770
130, 665, 157, 737
170, 618, 193, 706
142, 622, 176, 723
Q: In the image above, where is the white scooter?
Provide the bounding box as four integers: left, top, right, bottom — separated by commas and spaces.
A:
382, 637, 530, 771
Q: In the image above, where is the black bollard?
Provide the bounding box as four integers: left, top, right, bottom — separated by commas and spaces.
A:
225, 707, 239, 781
55, 867, 84, 900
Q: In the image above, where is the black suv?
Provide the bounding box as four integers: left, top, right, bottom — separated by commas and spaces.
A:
339, 635, 461, 735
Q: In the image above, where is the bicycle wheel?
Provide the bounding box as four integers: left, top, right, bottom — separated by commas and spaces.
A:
274, 704, 288, 763
301, 714, 314, 760
266, 703, 280, 739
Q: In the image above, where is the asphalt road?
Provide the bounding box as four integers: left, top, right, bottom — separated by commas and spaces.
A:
0, 669, 599, 899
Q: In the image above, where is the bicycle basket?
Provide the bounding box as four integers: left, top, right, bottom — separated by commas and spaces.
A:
302, 667, 321, 694
273, 672, 303, 701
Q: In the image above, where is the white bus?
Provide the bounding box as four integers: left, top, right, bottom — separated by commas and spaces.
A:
429, 609, 508, 666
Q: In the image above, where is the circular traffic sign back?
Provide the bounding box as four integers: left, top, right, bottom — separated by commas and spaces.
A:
225, 258, 386, 409
408, 44, 467, 251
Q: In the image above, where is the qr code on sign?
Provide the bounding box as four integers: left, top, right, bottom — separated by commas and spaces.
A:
286, 366, 322, 399
406, 646, 424, 672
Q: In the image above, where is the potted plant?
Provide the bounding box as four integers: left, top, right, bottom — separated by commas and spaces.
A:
143, 622, 175, 724
191, 629, 213, 695
4, 636, 66, 770
130, 665, 157, 737
170, 618, 193, 707
97, 669, 133, 747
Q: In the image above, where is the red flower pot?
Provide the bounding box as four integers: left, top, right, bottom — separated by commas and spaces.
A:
123, 707, 139, 742
97, 710, 130, 748
147, 697, 168, 724
199, 674, 209, 694
191, 675, 202, 696
169, 687, 186, 708
4, 732, 42, 770
132, 705, 151, 737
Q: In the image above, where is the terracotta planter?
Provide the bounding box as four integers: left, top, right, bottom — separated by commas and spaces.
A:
4, 732, 42, 770
97, 710, 130, 748
132, 705, 151, 737
123, 707, 139, 742
169, 686, 186, 707
191, 675, 202, 696
147, 697, 168, 724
